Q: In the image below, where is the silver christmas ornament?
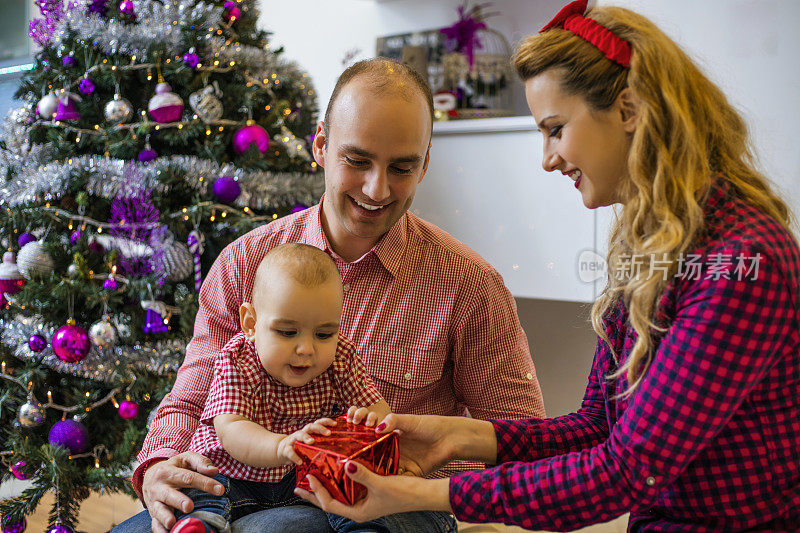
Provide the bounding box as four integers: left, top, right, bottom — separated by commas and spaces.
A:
17, 241, 55, 279
67, 263, 80, 278
189, 83, 223, 123
18, 397, 46, 427
160, 235, 193, 281
37, 92, 59, 119
89, 315, 118, 348
104, 93, 134, 124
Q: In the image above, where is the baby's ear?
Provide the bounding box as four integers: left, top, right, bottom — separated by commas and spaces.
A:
239, 302, 257, 340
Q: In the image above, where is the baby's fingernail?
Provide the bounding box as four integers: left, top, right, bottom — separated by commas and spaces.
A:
376, 423, 386, 431
346, 462, 357, 473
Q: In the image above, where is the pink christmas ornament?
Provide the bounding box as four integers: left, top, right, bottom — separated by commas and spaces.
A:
0, 252, 26, 307
233, 121, 270, 155
52, 320, 91, 363
53, 91, 82, 121
225, 6, 241, 22
118, 0, 134, 15
148, 82, 183, 123
118, 400, 139, 419
11, 460, 29, 480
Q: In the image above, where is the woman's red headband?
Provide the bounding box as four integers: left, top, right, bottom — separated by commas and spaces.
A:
540, 0, 631, 68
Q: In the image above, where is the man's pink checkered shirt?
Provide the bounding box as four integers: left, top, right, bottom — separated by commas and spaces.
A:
190, 332, 382, 482
135, 202, 545, 496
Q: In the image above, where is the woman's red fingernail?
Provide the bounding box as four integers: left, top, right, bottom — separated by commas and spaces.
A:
376, 423, 386, 431
346, 462, 357, 473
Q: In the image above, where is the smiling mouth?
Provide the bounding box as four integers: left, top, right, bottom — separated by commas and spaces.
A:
351, 197, 387, 211
568, 170, 582, 182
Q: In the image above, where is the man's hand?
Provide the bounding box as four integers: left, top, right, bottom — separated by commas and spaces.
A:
141, 452, 224, 533
277, 418, 337, 466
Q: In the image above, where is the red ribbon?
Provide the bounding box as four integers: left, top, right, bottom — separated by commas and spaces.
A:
540, 0, 631, 68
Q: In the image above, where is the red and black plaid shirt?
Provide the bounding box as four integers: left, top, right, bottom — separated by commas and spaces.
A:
190, 332, 382, 482
452, 180, 800, 531
134, 201, 544, 497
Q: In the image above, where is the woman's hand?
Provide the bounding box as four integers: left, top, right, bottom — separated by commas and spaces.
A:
374, 413, 496, 476
294, 461, 451, 523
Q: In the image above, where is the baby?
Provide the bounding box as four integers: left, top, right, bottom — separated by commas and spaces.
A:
172, 243, 391, 533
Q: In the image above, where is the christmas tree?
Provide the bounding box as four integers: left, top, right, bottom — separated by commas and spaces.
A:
0, 1, 321, 530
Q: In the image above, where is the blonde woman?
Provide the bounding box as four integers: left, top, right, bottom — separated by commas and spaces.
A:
296, 1, 800, 531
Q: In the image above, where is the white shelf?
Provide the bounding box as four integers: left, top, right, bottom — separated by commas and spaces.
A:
432, 115, 538, 135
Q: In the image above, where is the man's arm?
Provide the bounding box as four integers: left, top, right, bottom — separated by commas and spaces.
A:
133, 243, 244, 498
451, 267, 546, 420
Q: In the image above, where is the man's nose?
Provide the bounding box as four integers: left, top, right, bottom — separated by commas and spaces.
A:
363, 167, 390, 201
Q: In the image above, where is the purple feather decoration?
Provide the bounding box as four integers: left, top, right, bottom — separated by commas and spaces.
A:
108, 185, 165, 279
440, 3, 488, 67
86, 0, 108, 15
29, 0, 77, 46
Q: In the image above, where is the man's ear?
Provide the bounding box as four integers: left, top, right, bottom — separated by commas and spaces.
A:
617, 88, 639, 133
312, 121, 327, 168
239, 303, 257, 341
418, 143, 432, 184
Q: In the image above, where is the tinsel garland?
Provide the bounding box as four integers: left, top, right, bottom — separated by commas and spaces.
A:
0, 315, 182, 383
50, 1, 224, 60
0, 151, 324, 211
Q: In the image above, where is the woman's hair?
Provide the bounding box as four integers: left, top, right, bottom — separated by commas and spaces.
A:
514, 6, 794, 395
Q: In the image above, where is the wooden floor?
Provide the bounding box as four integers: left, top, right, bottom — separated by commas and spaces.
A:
23, 491, 629, 532
23, 491, 143, 533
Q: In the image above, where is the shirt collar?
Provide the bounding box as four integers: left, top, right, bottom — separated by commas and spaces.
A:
309, 195, 407, 278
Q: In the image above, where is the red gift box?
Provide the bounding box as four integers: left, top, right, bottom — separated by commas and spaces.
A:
295, 415, 399, 505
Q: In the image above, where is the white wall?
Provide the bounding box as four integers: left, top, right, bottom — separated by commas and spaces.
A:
264, 0, 800, 227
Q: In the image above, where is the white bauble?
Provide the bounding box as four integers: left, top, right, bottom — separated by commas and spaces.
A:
17, 241, 54, 279
89, 316, 118, 349
37, 92, 59, 119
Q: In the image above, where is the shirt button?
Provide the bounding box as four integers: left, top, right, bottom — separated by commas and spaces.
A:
646, 476, 656, 486
526, 372, 533, 380
404, 372, 412, 380
343, 283, 350, 292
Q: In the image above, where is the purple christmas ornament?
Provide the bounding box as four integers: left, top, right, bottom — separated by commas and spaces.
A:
102, 276, 118, 291
18, 232, 37, 248
87, 0, 108, 15
70, 230, 82, 245
143, 308, 169, 334
52, 321, 91, 363
48, 419, 89, 454
1, 515, 26, 533
138, 142, 157, 162
212, 176, 241, 203
118, 0, 134, 15
28, 333, 47, 353
11, 460, 29, 480
78, 76, 95, 95
46, 525, 74, 533
224, 1, 236, 9
88, 240, 105, 254
182, 52, 199, 68
62, 55, 76, 67
291, 204, 308, 213
118, 400, 139, 419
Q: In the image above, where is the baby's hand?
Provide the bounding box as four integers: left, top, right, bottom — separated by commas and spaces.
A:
346, 406, 379, 427
278, 418, 336, 466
